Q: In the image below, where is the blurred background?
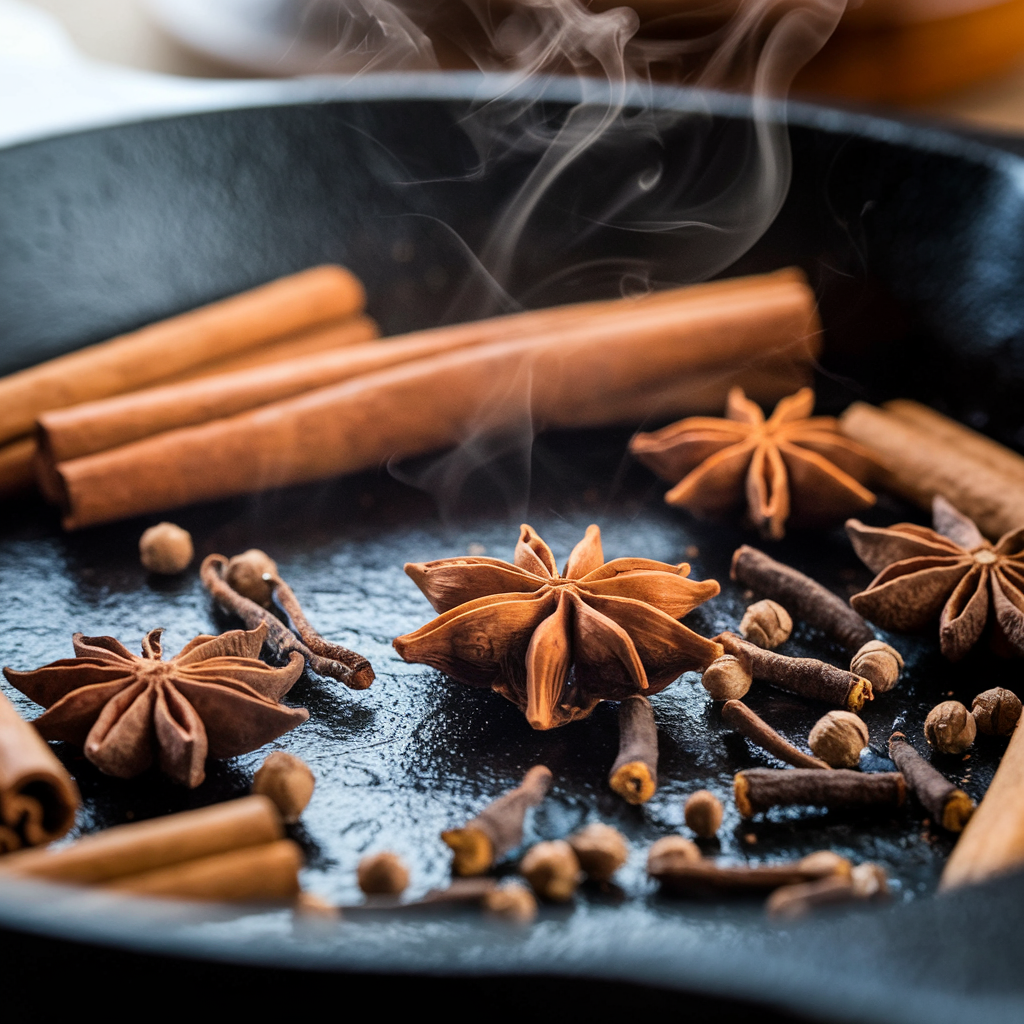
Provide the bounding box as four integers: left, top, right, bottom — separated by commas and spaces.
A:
16, 0, 1024, 133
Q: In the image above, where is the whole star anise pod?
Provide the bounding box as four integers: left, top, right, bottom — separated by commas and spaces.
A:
847, 496, 1024, 661
2, 623, 308, 788
392, 524, 723, 730
629, 387, 878, 539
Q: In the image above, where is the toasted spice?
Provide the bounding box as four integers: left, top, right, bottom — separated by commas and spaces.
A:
252, 751, 315, 824
808, 711, 869, 769
889, 732, 974, 832
972, 688, 1022, 736
139, 522, 193, 575
226, 549, 279, 607
734, 768, 905, 818
609, 695, 658, 804
723, 700, 830, 770
357, 851, 410, 896
684, 790, 724, 838
520, 840, 581, 903
483, 882, 538, 922
650, 850, 850, 896
442, 765, 552, 876
849, 640, 904, 694
701, 653, 753, 701
739, 599, 793, 649
718, 633, 873, 711
567, 823, 629, 882
925, 701, 976, 754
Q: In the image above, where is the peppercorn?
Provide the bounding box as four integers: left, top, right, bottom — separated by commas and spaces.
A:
808, 711, 869, 768
138, 522, 193, 575
850, 640, 904, 693
357, 851, 410, 895
646, 835, 701, 873
483, 882, 538, 922
225, 548, 279, 607
684, 790, 723, 838
520, 840, 581, 903
739, 600, 792, 649
972, 688, 1022, 737
567, 823, 628, 882
252, 751, 315, 824
925, 701, 976, 754
701, 654, 752, 701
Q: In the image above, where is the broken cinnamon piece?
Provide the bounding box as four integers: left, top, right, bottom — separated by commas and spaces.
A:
519, 840, 581, 902
734, 768, 905, 818
650, 850, 850, 896
442, 765, 553, 876
684, 790, 724, 838
888, 732, 974, 833
722, 700, 830, 770
357, 851, 410, 896
609, 695, 659, 804
718, 633, 873, 710
252, 751, 315, 824
0, 689, 79, 848
567, 823, 629, 882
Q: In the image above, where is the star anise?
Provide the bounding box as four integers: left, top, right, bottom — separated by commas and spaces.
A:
629, 387, 878, 539
392, 524, 723, 730
847, 496, 1024, 661
2, 623, 308, 788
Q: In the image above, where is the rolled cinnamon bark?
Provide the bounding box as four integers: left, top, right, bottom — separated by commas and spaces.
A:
54, 272, 821, 529
0, 690, 79, 848
0, 264, 365, 446
888, 732, 973, 833
0, 437, 36, 498
941, 716, 1024, 889
839, 401, 1024, 540
105, 838, 302, 903
609, 695, 659, 804
0, 794, 281, 883
735, 768, 905, 817
722, 699, 830, 770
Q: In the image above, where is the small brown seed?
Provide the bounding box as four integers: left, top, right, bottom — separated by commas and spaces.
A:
482, 882, 538, 922
972, 688, 1022, 737
226, 548, 279, 607
808, 710, 869, 768
850, 862, 889, 899
567, 823, 629, 882
799, 850, 852, 879
739, 600, 793, 649
252, 751, 315, 823
701, 654, 752, 701
684, 790, 723, 838
357, 851, 410, 895
520, 840, 581, 903
138, 522, 193, 575
646, 835, 702, 874
924, 701, 976, 754
294, 891, 340, 918
850, 640, 904, 693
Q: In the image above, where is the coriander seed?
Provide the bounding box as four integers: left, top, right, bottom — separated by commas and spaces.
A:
739, 599, 793, 649
520, 840, 581, 903
684, 790, 723, 838
139, 522, 193, 574
972, 688, 1022, 737
850, 640, 904, 693
567, 823, 629, 882
925, 701, 976, 754
808, 710, 869, 768
701, 654, 752, 701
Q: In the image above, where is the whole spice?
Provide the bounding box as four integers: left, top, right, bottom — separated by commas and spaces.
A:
646, 835, 702, 873
847, 496, 1024, 661
849, 640, 904, 694
394, 524, 721, 730
482, 882, 538, 922
3, 624, 307, 788
739, 599, 793, 649
138, 522, 193, 574
344, 878, 499, 917
442, 765, 553, 876
520, 840, 581, 903
252, 751, 315, 824
972, 688, 1022, 736
722, 700, 830, 770
357, 851, 410, 896
808, 711, 870, 769
888, 732, 974, 832
609, 695, 659, 804
924, 701, 977, 754
202, 554, 374, 689
684, 790, 724, 838
730, 545, 876, 651
701, 653, 752, 701
226, 549, 279, 607
567, 823, 629, 882
766, 862, 889, 919
718, 633, 873, 711
734, 768, 905, 818
650, 850, 850, 896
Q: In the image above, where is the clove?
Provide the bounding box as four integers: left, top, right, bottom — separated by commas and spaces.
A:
766, 862, 889, 919
722, 700, 830, 770
608, 695, 658, 804
888, 732, 974, 832
650, 849, 850, 896
734, 768, 905, 818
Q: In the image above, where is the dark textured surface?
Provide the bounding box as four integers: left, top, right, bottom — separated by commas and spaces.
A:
1, 81, 1024, 1022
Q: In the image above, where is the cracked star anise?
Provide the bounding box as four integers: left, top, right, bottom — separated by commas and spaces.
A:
629, 387, 878, 539
847, 496, 1024, 661
392, 524, 723, 730
2, 623, 308, 788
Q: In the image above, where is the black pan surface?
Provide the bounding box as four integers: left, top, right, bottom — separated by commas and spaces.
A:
1, 77, 1023, 1023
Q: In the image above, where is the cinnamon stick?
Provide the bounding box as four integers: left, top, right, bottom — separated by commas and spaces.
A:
0, 437, 36, 498
0, 265, 365, 447
0, 794, 281, 883
52, 272, 820, 528
839, 401, 1024, 540
941, 716, 1024, 889
0, 690, 79, 849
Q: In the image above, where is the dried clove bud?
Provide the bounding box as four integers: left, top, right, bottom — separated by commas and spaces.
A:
646, 835, 702, 875
684, 790, 723, 838
723, 700, 830, 770
519, 840, 581, 903
739, 600, 793, 649
652, 849, 850, 897
925, 701, 976, 754
567, 823, 629, 882
609, 695, 658, 804
701, 653, 752, 701
889, 732, 974, 832
139, 522, 193, 575
808, 711, 870, 769
850, 641, 903, 694
482, 882, 538, 923
735, 768, 905, 818
972, 688, 1022, 737
357, 851, 410, 896
252, 751, 315, 824
766, 860, 889, 919
226, 548, 279, 607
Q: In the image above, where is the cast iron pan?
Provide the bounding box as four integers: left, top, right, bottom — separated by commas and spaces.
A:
1, 77, 1023, 1022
